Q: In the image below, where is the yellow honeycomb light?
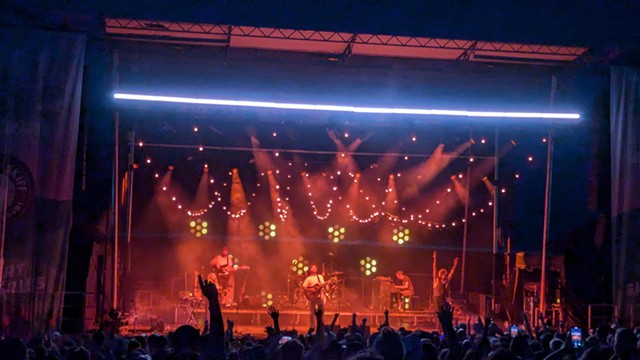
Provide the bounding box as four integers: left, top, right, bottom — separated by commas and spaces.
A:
328, 225, 346, 243
258, 221, 276, 240
392, 226, 410, 245
189, 218, 208, 237
360, 257, 377, 276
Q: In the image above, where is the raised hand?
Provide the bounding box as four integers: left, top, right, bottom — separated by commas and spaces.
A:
433, 250, 437, 259
264, 325, 275, 336
453, 257, 459, 265
437, 302, 454, 325
484, 316, 492, 328
314, 304, 324, 319
267, 305, 281, 334
198, 274, 219, 303
383, 309, 390, 327
227, 319, 234, 332
267, 306, 279, 321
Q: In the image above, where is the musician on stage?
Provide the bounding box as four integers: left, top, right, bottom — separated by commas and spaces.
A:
302, 264, 325, 327
210, 246, 235, 305
393, 270, 415, 311
432, 250, 459, 309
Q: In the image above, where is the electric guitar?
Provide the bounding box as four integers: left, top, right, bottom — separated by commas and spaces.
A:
215, 264, 250, 279
304, 278, 334, 300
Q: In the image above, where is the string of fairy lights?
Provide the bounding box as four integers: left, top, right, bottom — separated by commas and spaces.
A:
157, 165, 495, 231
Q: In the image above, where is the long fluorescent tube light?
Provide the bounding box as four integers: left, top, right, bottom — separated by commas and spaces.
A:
113, 93, 581, 122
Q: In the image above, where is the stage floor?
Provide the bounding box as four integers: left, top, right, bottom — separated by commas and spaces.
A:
148, 308, 447, 337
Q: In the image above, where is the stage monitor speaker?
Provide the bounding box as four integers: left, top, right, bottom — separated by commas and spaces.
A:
372, 277, 391, 311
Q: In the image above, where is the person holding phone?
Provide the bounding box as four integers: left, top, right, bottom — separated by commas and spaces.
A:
570, 327, 583, 349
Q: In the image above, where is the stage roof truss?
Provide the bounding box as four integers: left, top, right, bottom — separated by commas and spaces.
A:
105, 18, 588, 65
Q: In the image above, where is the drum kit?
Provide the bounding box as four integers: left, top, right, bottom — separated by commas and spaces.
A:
285, 271, 345, 309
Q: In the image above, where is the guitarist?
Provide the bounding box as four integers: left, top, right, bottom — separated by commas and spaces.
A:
210, 246, 235, 306
302, 264, 325, 327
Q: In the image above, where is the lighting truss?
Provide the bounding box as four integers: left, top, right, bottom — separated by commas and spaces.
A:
105, 18, 587, 63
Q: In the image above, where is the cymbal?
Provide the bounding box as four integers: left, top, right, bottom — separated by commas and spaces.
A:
327, 271, 344, 277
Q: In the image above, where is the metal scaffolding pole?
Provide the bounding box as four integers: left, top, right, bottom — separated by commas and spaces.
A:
125, 131, 135, 273
460, 164, 471, 294
492, 128, 499, 312
112, 50, 120, 311
540, 75, 557, 315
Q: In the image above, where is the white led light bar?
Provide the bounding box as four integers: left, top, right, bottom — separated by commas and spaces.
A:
113, 93, 581, 122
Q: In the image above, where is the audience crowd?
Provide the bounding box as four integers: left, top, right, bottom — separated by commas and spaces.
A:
1, 275, 638, 360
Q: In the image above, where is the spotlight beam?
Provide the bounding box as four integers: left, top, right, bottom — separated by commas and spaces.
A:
114, 93, 581, 122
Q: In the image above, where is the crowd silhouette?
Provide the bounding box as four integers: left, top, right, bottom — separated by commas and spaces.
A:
1, 275, 638, 360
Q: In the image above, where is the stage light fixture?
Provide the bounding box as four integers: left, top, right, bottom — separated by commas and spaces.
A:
260, 291, 274, 307
258, 221, 276, 240
328, 225, 346, 243
114, 93, 581, 122
392, 227, 410, 245
189, 218, 208, 237
360, 257, 377, 276
291, 256, 310, 275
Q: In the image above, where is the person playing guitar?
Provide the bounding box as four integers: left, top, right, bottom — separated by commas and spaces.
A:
209, 246, 249, 306
302, 264, 325, 328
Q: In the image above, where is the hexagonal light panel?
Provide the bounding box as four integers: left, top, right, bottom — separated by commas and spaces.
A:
291, 256, 310, 276
258, 221, 277, 240
359, 257, 378, 276
392, 226, 410, 245
189, 218, 208, 237
328, 225, 346, 243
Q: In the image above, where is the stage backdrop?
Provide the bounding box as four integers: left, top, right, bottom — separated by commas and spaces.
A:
0, 28, 85, 335
611, 66, 640, 324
